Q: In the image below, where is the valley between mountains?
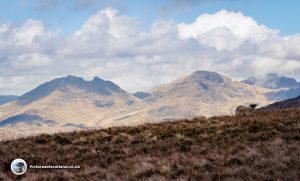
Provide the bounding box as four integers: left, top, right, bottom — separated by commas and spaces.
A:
1, 70, 299, 140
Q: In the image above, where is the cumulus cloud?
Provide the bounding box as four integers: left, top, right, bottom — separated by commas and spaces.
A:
1, 8, 300, 95
178, 10, 278, 50
0, 19, 55, 54
63, 7, 139, 57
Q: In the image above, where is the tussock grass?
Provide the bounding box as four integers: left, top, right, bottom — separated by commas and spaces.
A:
0, 109, 299, 180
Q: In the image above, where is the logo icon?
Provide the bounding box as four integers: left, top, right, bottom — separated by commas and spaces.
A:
11, 159, 27, 175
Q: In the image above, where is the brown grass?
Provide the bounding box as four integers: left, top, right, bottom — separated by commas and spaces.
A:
0, 109, 299, 180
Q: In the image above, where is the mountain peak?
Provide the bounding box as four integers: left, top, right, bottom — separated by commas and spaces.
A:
59, 75, 85, 85
92, 76, 103, 81
191, 70, 224, 83
65, 75, 80, 79
242, 73, 299, 89
17, 75, 126, 105
192, 70, 218, 75
64, 75, 83, 80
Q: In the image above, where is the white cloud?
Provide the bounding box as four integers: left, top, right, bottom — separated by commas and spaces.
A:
0, 19, 55, 54
179, 9, 278, 40
9, 54, 53, 70
0, 8, 300, 95
13, 20, 46, 46
178, 10, 278, 50
61, 7, 139, 57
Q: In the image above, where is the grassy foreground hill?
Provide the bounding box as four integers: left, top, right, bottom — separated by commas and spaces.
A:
0, 110, 300, 180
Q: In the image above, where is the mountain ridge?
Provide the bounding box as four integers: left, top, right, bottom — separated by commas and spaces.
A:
132, 70, 272, 122
0, 70, 286, 140
17, 75, 127, 105
0, 74, 140, 139
242, 73, 300, 89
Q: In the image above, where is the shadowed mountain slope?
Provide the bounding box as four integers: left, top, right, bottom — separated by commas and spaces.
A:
259, 95, 300, 110
0, 96, 19, 105
133, 92, 152, 99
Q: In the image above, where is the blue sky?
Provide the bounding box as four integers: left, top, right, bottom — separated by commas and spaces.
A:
0, 0, 299, 36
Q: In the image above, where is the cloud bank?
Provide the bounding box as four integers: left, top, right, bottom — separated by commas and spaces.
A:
1, 8, 300, 95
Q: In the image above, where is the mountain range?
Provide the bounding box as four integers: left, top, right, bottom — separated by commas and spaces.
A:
0, 70, 299, 140
242, 73, 300, 100
242, 73, 300, 89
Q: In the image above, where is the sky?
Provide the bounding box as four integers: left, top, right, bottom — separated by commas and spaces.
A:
0, 0, 300, 95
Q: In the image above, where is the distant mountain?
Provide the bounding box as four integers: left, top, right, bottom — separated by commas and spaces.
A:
140, 70, 272, 119
266, 87, 300, 101
242, 73, 300, 89
242, 73, 300, 101
0, 95, 19, 105
133, 92, 152, 99
0, 75, 140, 138
18, 75, 128, 105
259, 96, 300, 111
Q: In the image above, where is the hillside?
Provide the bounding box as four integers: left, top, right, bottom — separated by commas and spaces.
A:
259, 95, 300, 110
0, 75, 143, 140
0, 109, 299, 180
143, 71, 272, 119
